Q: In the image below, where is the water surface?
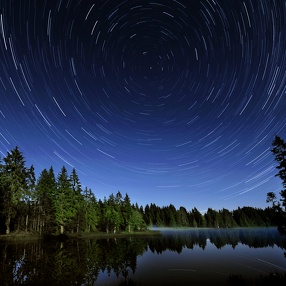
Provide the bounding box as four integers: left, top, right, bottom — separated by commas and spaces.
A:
0, 227, 285, 285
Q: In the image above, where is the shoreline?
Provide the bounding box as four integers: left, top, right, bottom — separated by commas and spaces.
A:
0, 226, 279, 242
0, 229, 161, 242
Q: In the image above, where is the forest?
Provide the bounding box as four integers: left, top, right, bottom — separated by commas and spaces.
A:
0, 135, 285, 236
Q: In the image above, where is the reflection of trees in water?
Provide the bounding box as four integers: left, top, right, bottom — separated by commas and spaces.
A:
148, 228, 286, 254
0, 228, 285, 285
0, 237, 148, 285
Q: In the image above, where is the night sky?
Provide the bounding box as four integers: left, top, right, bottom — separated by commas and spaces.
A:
1, 0, 286, 212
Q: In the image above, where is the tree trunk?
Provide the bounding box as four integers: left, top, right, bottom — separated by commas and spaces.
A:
60, 225, 64, 234
37, 207, 41, 232
25, 214, 29, 232
5, 216, 10, 234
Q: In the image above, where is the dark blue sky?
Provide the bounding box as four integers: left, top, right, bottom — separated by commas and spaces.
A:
1, 0, 286, 212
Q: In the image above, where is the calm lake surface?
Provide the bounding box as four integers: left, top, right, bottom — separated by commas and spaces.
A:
0, 227, 285, 285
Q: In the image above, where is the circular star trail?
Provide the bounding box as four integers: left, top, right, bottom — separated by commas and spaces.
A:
0, 0, 286, 210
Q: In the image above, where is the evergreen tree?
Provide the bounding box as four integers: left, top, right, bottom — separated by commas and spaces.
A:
149, 203, 159, 226
0, 147, 32, 234
269, 135, 286, 211
177, 206, 189, 227
233, 207, 251, 227
102, 194, 122, 233
143, 204, 152, 226
82, 187, 99, 232
121, 193, 132, 232
69, 168, 84, 233
192, 207, 205, 227
22, 165, 36, 232
188, 211, 197, 227
35, 167, 57, 233
267, 135, 286, 232
167, 204, 177, 227
219, 208, 237, 228
54, 166, 77, 234
129, 209, 146, 231
205, 208, 220, 228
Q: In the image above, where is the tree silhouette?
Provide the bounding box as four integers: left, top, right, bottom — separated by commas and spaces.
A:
268, 135, 286, 233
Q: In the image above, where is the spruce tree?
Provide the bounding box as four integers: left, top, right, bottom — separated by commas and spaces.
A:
82, 187, 99, 232
102, 194, 122, 233
69, 168, 84, 233
0, 147, 32, 234
35, 167, 57, 233
54, 166, 77, 234
121, 193, 132, 232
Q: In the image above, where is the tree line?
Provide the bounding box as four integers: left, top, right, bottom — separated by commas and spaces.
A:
0, 146, 146, 235
0, 135, 285, 235
142, 204, 279, 228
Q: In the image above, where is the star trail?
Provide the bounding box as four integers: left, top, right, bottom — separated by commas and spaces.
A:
1, 0, 286, 211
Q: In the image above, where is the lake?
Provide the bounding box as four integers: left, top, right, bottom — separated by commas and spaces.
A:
0, 227, 285, 285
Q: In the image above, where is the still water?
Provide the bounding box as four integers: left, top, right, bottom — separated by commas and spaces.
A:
0, 228, 285, 285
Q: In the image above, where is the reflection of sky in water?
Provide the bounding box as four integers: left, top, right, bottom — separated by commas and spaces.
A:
135, 243, 286, 285
96, 238, 286, 285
